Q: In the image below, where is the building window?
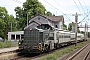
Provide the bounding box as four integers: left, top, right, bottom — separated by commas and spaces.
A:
38, 18, 40, 20
21, 34, 24, 39
55, 25, 58, 28
16, 35, 20, 40
11, 35, 15, 40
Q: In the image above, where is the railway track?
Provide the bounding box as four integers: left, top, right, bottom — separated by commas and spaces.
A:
0, 50, 18, 60
8, 49, 58, 60
1, 41, 88, 60
8, 44, 75, 60
83, 49, 90, 60
68, 43, 90, 60
8, 52, 52, 60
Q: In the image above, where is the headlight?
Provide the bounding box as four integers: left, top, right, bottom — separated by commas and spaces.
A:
39, 43, 41, 45
19, 42, 21, 44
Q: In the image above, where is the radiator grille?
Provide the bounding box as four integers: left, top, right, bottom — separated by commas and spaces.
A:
24, 29, 40, 46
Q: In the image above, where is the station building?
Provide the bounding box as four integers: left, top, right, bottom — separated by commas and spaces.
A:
8, 31, 24, 41
8, 14, 64, 41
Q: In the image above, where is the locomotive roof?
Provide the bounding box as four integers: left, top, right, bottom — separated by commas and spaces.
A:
59, 30, 70, 34
29, 13, 64, 22
77, 33, 84, 36
58, 29, 63, 31
37, 29, 45, 32
70, 32, 75, 35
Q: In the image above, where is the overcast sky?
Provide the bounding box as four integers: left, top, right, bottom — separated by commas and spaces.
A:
0, 0, 90, 31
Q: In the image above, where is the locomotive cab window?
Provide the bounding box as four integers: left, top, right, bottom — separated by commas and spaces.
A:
48, 33, 54, 40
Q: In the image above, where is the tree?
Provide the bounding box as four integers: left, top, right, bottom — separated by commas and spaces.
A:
23, 0, 46, 15
0, 18, 5, 30
0, 18, 5, 38
0, 6, 9, 38
0, 6, 17, 39
62, 23, 67, 30
14, 6, 25, 30
45, 11, 52, 16
14, 0, 52, 30
68, 22, 75, 31
9, 15, 18, 31
68, 22, 80, 32
81, 31, 84, 34
88, 32, 90, 38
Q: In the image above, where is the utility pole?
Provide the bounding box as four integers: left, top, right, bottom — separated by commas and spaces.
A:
27, 12, 30, 26
10, 16, 13, 32
72, 12, 81, 46
27, 13, 28, 26
85, 23, 87, 41
84, 23, 88, 41
78, 23, 90, 41
11, 20, 12, 32
75, 12, 78, 46
87, 24, 88, 40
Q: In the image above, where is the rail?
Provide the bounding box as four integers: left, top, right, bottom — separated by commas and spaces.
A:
83, 49, 90, 60
68, 43, 90, 60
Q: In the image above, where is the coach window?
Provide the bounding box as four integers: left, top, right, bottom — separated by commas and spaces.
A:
60, 35, 62, 38
60, 33, 63, 38
48, 33, 54, 40
56, 32, 59, 40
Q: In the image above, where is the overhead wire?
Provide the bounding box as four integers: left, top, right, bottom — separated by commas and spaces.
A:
53, 0, 71, 14
72, 0, 90, 25
72, 0, 82, 14
43, 0, 73, 22
78, 11, 90, 24
13, 0, 22, 4
13, 0, 73, 22
77, 0, 85, 14
78, 0, 90, 24
77, 0, 87, 23
83, 0, 89, 13
83, 0, 90, 21
13, 0, 76, 23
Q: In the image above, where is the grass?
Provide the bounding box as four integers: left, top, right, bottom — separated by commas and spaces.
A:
10, 41, 18, 47
0, 40, 18, 48
0, 42, 4, 48
41, 54, 56, 60
40, 39, 90, 60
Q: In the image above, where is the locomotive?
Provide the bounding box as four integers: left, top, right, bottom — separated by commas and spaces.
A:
18, 28, 54, 53
18, 27, 84, 53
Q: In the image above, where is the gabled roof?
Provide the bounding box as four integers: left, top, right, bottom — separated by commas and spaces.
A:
46, 16, 64, 22
24, 21, 42, 30
29, 14, 64, 22
30, 20, 42, 25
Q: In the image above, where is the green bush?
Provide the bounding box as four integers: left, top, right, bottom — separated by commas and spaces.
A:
10, 41, 18, 47
0, 42, 4, 48
0, 40, 18, 48
4, 40, 11, 48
